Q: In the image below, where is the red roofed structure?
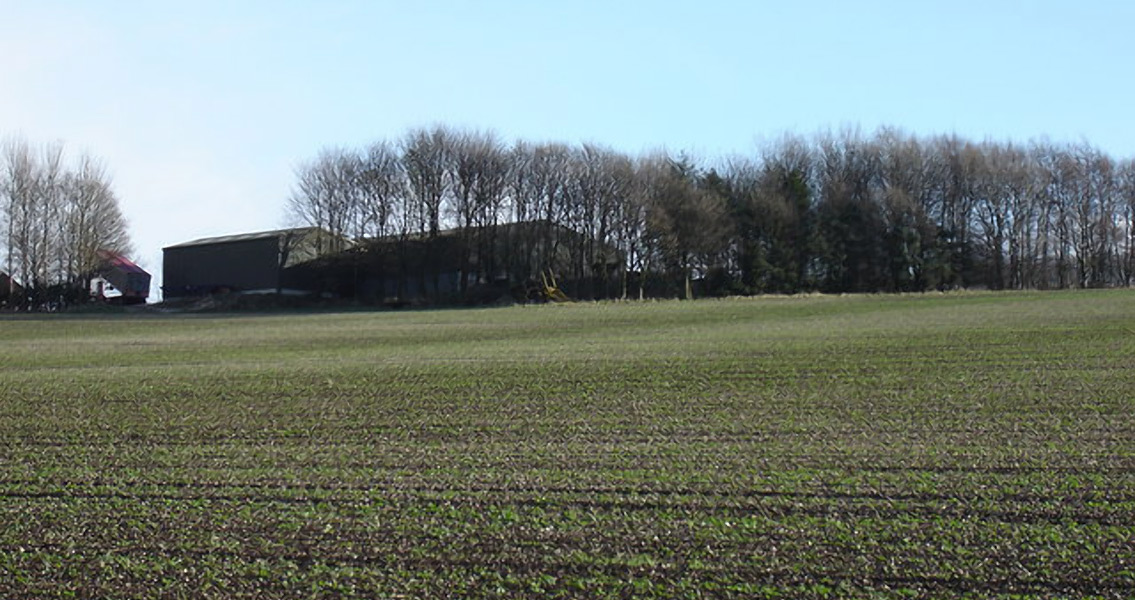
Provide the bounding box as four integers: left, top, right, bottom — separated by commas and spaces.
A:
93, 250, 151, 303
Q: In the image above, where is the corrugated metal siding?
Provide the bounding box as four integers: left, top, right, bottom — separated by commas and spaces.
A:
163, 238, 281, 298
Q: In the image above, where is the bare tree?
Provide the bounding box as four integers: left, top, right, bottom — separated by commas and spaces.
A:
287, 147, 359, 253
591, 148, 635, 298
401, 126, 454, 239
973, 142, 1013, 289
508, 141, 535, 224
3, 140, 47, 296
1, 138, 133, 307
1, 138, 36, 299
646, 154, 730, 299
448, 130, 511, 291
1068, 144, 1119, 287
283, 125, 1135, 300
469, 134, 510, 285
2, 139, 41, 295
528, 142, 574, 279
59, 154, 131, 287
358, 140, 404, 239
1120, 159, 1135, 286
621, 154, 666, 299
504, 141, 537, 284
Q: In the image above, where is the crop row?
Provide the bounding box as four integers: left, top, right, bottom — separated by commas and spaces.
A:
2, 292, 1133, 597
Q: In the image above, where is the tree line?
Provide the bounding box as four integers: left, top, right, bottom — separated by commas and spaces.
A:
288, 125, 1135, 300
0, 138, 132, 308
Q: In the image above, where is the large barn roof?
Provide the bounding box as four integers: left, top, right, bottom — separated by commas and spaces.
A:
164, 227, 322, 250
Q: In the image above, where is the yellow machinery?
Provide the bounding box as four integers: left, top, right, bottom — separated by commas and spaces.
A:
539, 270, 571, 302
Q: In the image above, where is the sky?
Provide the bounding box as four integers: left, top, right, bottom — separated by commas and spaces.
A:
2, 0, 1133, 300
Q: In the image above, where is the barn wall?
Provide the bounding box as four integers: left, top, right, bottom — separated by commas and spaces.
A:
163, 238, 281, 298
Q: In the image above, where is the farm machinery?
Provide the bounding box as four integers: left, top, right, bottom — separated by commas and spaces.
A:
525, 270, 570, 303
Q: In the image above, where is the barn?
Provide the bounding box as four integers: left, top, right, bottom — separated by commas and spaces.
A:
162, 227, 342, 299
163, 221, 620, 304
286, 220, 622, 303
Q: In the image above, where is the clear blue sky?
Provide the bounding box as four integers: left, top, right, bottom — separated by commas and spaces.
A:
2, 1, 1133, 299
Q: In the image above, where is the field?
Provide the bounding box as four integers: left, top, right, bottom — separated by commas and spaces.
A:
1, 291, 1133, 599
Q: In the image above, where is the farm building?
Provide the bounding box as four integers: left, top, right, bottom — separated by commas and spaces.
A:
162, 227, 344, 299
91, 250, 152, 304
163, 221, 620, 304
287, 220, 622, 303
0, 271, 23, 306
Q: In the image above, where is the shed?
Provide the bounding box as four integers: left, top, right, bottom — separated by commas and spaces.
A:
162, 227, 341, 299
93, 250, 151, 303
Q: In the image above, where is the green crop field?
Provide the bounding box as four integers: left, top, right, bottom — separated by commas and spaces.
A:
1, 291, 1133, 599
